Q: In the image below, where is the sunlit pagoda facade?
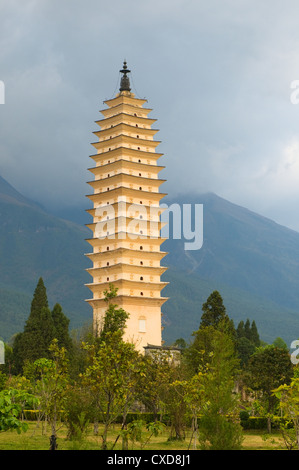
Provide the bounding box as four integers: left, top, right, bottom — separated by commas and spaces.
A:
85, 62, 168, 351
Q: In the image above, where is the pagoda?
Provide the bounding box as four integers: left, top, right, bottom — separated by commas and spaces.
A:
85, 62, 168, 351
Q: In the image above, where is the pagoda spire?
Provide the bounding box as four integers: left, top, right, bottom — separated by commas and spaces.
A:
119, 60, 131, 92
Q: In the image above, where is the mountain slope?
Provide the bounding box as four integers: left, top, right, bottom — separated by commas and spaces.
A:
0, 175, 92, 340
1, 174, 299, 347
161, 192, 299, 346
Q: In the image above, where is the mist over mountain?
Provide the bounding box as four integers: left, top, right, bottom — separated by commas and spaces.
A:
1, 173, 299, 347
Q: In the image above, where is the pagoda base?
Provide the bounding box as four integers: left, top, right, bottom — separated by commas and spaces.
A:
87, 295, 166, 352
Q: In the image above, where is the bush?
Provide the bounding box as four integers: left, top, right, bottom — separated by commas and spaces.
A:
239, 412, 293, 430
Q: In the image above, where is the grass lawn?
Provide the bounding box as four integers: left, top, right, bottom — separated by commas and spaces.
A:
0, 422, 288, 451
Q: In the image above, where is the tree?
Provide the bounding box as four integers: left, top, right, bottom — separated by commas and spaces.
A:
245, 345, 293, 432
236, 319, 261, 366
198, 328, 243, 450
12, 279, 73, 374
272, 337, 288, 350
172, 371, 206, 449
29, 277, 49, 320
51, 303, 73, 352
200, 291, 227, 328
237, 336, 256, 366
250, 320, 260, 347
81, 336, 142, 449
186, 325, 218, 373
12, 278, 53, 372
81, 285, 142, 449
273, 377, 299, 449
0, 389, 38, 434
31, 340, 69, 449
236, 321, 245, 339
98, 284, 129, 342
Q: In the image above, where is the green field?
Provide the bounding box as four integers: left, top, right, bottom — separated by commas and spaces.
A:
0, 422, 286, 451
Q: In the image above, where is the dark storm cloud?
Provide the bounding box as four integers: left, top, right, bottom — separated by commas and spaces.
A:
1, 0, 299, 229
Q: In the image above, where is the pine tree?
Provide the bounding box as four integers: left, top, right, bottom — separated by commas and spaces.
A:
200, 291, 227, 328
27, 277, 48, 324
51, 303, 73, 352
236, 321, 245, 339
244, 319, 251, 341
12, 278, 56, 372
250, 320, 260, 347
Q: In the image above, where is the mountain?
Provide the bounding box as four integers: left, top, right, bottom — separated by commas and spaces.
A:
161, 193, 299, 346
0, 175, 92, 340
1, 173, 299, 348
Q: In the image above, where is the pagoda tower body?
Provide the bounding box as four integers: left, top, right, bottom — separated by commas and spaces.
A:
85, 63, 168, 351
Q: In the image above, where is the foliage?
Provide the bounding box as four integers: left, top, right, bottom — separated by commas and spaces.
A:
197, 328, 243, 450
0, 388, 38, 433
273, 376, 299, 449
120, 420, 165, 450
200, 290, 229, 329
81, 334, 143, 449
244, 345, 293, 433
97, 284, 129, 342
12, 279, 74, 375
30, 340, 69, 444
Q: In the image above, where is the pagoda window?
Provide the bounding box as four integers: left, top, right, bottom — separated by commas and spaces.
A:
107, 277, 109, 281
139, 173, 142, 176
106, 262, 109, 266
140, 292, 143, 296
140, 261, 143, 265
140, 277, 143, 281
138, 159, 141, 163
139, 187, 142, 190
140, 246, 143, 250
107, 247, 110, 250
138, 319, 146, 333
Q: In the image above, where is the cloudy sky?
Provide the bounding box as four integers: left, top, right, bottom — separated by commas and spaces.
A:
1, 0, 299, 230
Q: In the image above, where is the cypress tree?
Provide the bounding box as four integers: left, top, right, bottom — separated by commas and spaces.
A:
51, 303, 73, 352
236, 321, 245, 339
12, 278, 55, 372
250, 320, 260, 347
244, 319, 251, 341
200, 291, 227, 328
27, 277, 48, 325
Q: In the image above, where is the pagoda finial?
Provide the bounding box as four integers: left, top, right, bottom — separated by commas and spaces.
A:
119, 60, 131, 92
